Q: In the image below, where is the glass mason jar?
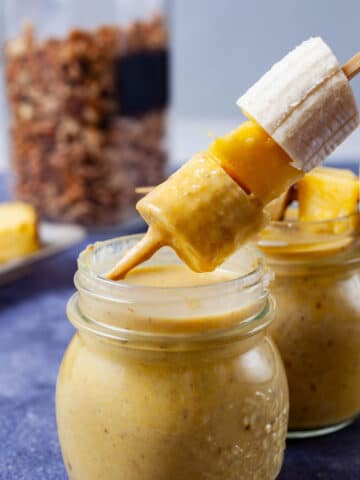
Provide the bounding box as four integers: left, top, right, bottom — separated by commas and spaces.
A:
259, 214, 360, 437
56, 235, 289, 480
3, 0, 169, 226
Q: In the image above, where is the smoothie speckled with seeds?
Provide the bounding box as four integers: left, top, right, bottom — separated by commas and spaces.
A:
56, 235, 289, 480
259, 215, 360, 436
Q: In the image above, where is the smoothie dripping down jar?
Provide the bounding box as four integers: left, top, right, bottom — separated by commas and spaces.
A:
3, 0, 169, 226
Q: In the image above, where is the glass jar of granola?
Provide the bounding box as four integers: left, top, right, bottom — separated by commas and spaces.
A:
4, 0, 169, 226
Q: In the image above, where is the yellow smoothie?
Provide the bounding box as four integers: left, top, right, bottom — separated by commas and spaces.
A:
126, 263, 235, 286
56, 237, 289, 480
259, 217, 360, 434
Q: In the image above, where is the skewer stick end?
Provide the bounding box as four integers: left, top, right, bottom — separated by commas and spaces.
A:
105, 228, 162, 280
342, 52, 360, 80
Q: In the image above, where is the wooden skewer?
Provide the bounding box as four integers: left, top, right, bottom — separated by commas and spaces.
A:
342, 53, 360, 80
111, 52, 360, 279
105, 227, 162, 280
135, 186, 155, 194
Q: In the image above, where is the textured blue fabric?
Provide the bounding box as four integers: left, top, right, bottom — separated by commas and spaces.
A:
0, 166, 359, 480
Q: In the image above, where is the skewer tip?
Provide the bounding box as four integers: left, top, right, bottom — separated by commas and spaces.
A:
105, 228, 162, 280
342, 52, 360, 80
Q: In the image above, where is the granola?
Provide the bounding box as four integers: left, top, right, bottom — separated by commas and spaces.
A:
5, 17, 168, 225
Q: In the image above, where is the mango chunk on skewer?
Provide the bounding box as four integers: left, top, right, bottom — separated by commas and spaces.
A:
209, 120, 303, 205
298, 167, 359, 222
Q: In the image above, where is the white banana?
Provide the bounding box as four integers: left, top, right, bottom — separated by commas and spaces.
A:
237, 37, 359, 171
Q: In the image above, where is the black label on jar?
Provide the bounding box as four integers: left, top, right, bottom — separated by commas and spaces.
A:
116, 49, 169, 115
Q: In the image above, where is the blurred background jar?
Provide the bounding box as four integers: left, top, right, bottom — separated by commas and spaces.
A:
3, 0, 169, 226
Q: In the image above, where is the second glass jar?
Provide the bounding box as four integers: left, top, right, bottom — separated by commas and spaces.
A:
259, 215, 360, 437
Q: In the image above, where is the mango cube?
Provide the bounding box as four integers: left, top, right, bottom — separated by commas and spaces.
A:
298, 167, 359, 221
209, 120, 303, 205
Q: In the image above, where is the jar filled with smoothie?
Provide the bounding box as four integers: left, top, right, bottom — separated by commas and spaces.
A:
56, 234, 288, 480
259, 205, 360, 437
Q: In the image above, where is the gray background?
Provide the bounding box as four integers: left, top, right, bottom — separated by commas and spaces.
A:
170, 0, 360, 163
0, 0, 359, 169
172, 0, 360, 117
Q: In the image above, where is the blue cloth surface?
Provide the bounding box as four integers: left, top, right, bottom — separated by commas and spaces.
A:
0, 165, 360, 480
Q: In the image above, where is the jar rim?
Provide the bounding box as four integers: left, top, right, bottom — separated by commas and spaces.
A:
67, 293, 274, 350
258, 212, 360, 266
71, 234, 272, 343
269, 212, 359, 228
76, 234, 267, 299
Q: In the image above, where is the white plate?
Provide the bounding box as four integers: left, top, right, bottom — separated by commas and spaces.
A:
0, 222, 86, 285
